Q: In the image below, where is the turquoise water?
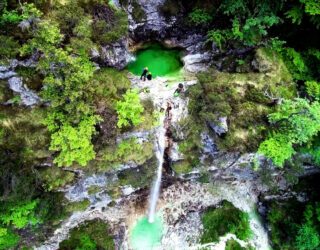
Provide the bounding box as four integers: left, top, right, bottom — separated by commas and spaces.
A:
127, 43, 183, 78
130, 215, 163, 250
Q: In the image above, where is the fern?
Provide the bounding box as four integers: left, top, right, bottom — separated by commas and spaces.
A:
285, 5, 304, 24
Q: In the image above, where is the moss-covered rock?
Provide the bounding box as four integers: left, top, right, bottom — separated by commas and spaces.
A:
131, 0, 146, 22
172, 160, 192, 174
59, 219, 114, 250
200, 201, 252, 243
65, 199, 90, 213
117, 157, 157, 188
40, 167, 76, 191
96, 137, 154, 170
188, 49, 296, 152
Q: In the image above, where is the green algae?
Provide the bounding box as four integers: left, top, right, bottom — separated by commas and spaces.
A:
127, 43, 183, 78
130, 215, 163, 250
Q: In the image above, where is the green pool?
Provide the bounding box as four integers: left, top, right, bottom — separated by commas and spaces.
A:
130, 215, 163, 250
127, 43, 183, 78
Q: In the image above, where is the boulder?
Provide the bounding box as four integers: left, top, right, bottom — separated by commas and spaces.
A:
99, 38, 133, 69
8, 77, 40, 106
208, 117, 228, 136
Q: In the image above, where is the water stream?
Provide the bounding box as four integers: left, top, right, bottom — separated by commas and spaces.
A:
148, 112, 166, 223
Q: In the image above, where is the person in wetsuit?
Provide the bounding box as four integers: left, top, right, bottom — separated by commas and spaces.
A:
147, 72, 152, 80
140, 67, 148, 81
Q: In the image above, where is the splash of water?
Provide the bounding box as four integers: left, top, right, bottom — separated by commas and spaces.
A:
148, 115, 166, 223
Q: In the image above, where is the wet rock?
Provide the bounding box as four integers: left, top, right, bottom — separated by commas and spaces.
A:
182, 52, 212, 73
99, 38, 133, 69
208, 117, 228, 136
8, 77, 40, 106
0, 71, 16, 79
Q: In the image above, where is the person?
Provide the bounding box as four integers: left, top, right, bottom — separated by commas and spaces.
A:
140, 67, 148, 81
173, 83, 184, 97
147, 72, 152, 80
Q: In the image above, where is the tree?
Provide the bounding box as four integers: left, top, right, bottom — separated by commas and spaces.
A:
21, 18, 99, 167
116, 89, 144, 128
258, 134, 295, 167
49, 115, 100, 167
259, 98, 320, 167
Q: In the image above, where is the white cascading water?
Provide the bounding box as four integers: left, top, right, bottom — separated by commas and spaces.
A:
148, 115, 166, 223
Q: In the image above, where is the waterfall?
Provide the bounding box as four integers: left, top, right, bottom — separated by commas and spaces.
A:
148, 115, 166, 223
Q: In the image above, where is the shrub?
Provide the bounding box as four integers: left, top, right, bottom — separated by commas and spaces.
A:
116, 89, 144, 128
0, 35, 20, 59
200, 201, 251, 243
189, 8, 212, 25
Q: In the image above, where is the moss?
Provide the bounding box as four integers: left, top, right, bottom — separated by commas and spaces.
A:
172, 160, 193, 174
107, 186, 122, 200
98, 138, 154, 169
225, 239, 245, 250
59, 219, 114, 250
65, 199, 90, 213
175, 117, 202, 167
87, 185, 103, 195
93, 8, 128, 44
131, 0, 146, 22
135, 98, 161, 131
0, 35, 20, 59
117, 157, 157, 188
188, 52, 296, 153
201, 200, 252, 243
40, 167, 76, 191
0, 107, 50, 163
91, 68, 131, 104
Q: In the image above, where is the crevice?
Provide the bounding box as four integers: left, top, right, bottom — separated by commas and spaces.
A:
162, 100, 174, 176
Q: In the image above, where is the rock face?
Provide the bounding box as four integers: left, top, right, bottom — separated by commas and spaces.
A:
95, 38, 134, 69
7, 77, 40, 106
208, 117, 228, 136
0, 59, 40, 106
120, 0, 213, 73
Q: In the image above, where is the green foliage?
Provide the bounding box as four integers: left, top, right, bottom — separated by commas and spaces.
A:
283, 48, 308, 80
306, 81, 320, 100
201, 201, 251, 243
0, 228, 19, 250
267, 199, 303, 249
0, 200, 39, 229
296, 224, 320, 250
49, 115, 100, 167
301, 0, 320, 15
40, 167, 76, 191
102, 138, 154, 166
259, 98, 320, 167
0, 3, 42, 26
259, 134, 295, 167
59, 220, 114, 250
285, 6, 304, 24
0, 35, 20, 59
189, 8, 213, 25
116, 89, 144, 128
207, 30, 231, 49
92, 9, 128, 45
295, 204, 320, 250
90, 68, 131, 102
21, 17, 102, 167
236, 15, 280, 45
225, 239, 249, 250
